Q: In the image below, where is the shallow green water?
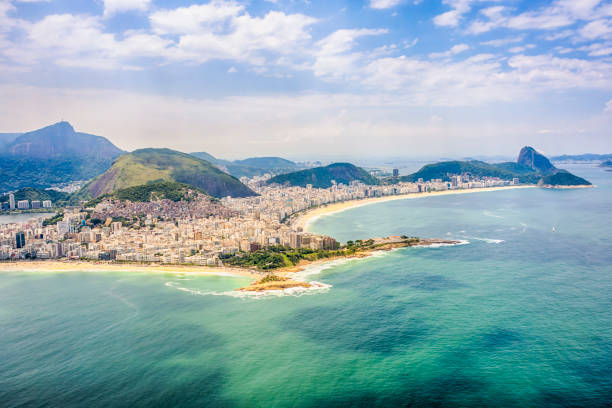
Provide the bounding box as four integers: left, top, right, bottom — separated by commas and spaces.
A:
1, 165, 611, 407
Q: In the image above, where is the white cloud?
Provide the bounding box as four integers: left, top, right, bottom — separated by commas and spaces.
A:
433, 0, 473, 27
429, 43, 469, 58
466, 0, 608, 34
150, 2, 245, 35
480, 36, 524, 47
0, 2, 317, 70
149, 3, 317, 66
316, 28, 387, 56
605, 98, 612, 112
311, 28, 387, 79
578, 42, 612, 56
580, 19, 612, 40
369, 0, 402, 9
404, 38, 418, 48
2, 13, 171, 69
103, 0, 152, 17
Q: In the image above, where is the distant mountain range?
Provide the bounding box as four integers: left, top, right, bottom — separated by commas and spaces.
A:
599, 160, 612, 168
402, 146, 591, 187
267, 163, 379, 188
191, 152, 299, 178
75, 148, 256, 200
0, 122, 124, 192
550, 153, 612, 163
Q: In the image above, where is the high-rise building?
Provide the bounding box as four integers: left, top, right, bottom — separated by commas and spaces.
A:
8, 193, 15, 210
17, 200, 29, 209
393, 168, 399, 178
31, 200, 41, 209
15, 232, 25, 248
42, 200, 52, 208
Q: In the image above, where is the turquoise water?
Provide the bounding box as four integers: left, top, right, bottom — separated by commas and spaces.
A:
1, 164, 611, 407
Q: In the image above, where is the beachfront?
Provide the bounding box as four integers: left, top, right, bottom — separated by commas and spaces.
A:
0, 260, 258, 279
291, 185, 537, 232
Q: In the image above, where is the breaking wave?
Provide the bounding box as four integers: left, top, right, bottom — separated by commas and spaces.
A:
164, 280, 331, 299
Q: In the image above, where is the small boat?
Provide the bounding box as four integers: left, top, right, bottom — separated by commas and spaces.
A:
552, 226, 556, 232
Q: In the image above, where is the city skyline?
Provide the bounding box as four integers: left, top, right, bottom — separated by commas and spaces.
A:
1, 0, 611, 158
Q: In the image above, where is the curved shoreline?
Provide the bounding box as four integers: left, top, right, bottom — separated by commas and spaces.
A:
292, 185, 536, 232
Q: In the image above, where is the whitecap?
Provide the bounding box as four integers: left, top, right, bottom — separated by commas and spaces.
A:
165, 280, 331, 299
470, 237, 505, 244
292, 258, 352, 282
414, 239, 470, 248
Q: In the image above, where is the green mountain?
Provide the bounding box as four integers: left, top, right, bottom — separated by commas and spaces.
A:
538, 170, 592, 187
267, 163, 379, 188
0, 122, 124, 192
77, 148, 256, 200
84, 181, 206, 206
233, 157, 296, 169
190, 152, 299, 178
401, 146, 591, 187
0, 188, 70, 204
5, 121, 123, 159
517, 146, 556, 173
401, 160, 541, 184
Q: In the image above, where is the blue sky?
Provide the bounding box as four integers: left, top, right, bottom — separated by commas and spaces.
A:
0, 0, 611, 159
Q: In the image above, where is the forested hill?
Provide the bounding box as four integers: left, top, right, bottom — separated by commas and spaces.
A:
401, 146, 591, 187
0, 122, 124, 192
76, 148, 256, 200
267, 163, 379, 189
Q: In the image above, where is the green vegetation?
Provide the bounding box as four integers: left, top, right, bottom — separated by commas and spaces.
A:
191, 152, 299, 178
42, 212, 64, 226
401, 160, 541, 184
233, 157, 296, 169
401, 147, 591, 186
538, 170, 592, 186
257, 274, 285, 284
0, 156, 114, 192
222, 238, 419, 271
0, 187, 69, 204
222, 246, 347, 270
84, 181, 205, 206
0, 121, 123, 192
76, 148, 255, 201
267, 163, 379, 188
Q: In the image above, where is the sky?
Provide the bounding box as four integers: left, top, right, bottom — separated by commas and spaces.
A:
0, 0, 611, 160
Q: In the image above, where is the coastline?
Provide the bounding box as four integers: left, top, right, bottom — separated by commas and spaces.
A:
0, 260, 258, 279
291, 185, 536, 232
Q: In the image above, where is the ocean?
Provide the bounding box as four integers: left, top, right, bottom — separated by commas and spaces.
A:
1, 164, 611, 407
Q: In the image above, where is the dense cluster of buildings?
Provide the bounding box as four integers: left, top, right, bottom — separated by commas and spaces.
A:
0, 173, 517, 264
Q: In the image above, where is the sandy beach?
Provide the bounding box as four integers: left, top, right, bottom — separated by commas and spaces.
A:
292, 185, 536, 232
0, 260, 258, 279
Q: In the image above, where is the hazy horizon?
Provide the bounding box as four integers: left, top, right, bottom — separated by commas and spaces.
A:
1, 0, 611, 158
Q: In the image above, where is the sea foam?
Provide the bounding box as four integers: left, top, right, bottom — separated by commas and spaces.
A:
164, 280, 331, 299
